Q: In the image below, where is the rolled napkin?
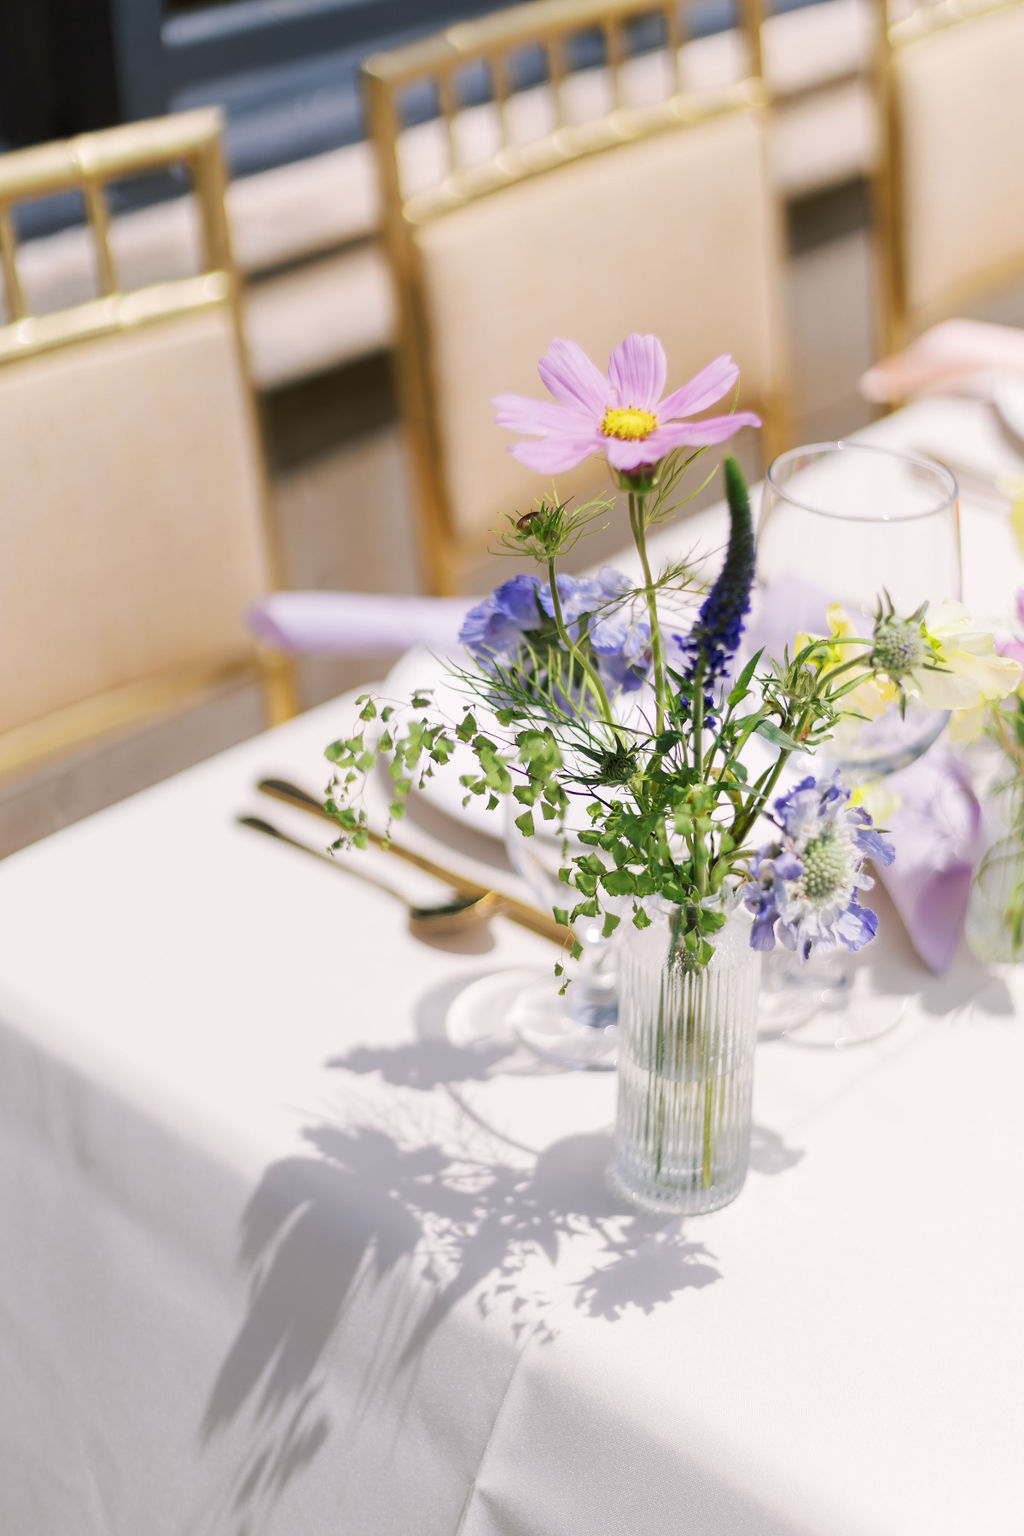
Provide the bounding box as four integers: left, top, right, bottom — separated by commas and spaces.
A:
247, 591, 473, 656
859, 318, 1024, 405
871, 747, 983, 973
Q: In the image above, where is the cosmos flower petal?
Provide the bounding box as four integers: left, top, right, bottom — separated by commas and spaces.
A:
608, 333, 667, 411
510, 437, 602, 474
648, 411, 762, 449
493, 394, 595, 438
496, 334, 759, 476
658, 354, 739, 419
536, 339, 610, 415
603, 435, 655, 471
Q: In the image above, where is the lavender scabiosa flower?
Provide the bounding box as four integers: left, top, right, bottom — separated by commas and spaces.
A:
674, 455, 755, 711
741, 772, 895, 959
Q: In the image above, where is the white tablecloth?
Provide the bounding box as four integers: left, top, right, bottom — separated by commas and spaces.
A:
3, 397, 1024, 1535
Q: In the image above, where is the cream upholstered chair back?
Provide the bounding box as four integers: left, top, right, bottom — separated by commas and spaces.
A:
365, 0, 788, 594
0, 109, 295, 780
876, 0, 1024, 349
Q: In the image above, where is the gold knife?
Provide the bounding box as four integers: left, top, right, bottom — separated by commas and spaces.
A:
256, 776, 574, 949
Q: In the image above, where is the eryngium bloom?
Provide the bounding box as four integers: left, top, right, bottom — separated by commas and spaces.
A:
742, 773, 895, 958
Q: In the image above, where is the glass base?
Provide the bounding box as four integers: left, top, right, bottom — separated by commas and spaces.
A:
607, 1154, 746, 1217
758, 950, 905, 1048
445, 966, 618, 1070
509, 975, 618, 1070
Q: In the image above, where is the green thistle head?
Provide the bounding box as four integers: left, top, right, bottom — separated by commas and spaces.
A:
870, 595, 929, 681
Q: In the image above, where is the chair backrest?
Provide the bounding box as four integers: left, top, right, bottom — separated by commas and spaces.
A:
365, 0, 789, 594
874, 0, 1024, 350
0, 108, 295, 781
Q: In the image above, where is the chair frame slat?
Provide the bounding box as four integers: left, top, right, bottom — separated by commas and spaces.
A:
0, 106, 298, 778
873, 0, 1024, 351
364, 0, 789, 595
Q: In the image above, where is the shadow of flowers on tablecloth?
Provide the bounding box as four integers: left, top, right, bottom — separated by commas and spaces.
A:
197, 969, 801, 1532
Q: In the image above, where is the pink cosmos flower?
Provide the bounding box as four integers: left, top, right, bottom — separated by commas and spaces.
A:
494, 333, 761, 474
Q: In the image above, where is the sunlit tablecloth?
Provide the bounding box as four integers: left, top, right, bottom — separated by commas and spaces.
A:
2, 397, 1023, 1535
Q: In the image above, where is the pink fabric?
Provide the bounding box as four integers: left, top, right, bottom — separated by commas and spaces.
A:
246, 592, 470, 656
860, 319, 1024, 405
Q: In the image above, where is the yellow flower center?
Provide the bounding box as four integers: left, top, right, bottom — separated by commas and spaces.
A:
601, 405, 658, 441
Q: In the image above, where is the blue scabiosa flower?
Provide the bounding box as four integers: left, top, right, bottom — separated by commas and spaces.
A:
460, 566, 653, 705
588, 568, 653, 694
538, 572, 605, 631
459, 574, 542, 666
674, 455, 755, 711
741, 772, 895, 959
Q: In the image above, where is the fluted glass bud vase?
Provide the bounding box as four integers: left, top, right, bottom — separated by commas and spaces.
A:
965, 776, 1024, 964
611, 903, 760, 1216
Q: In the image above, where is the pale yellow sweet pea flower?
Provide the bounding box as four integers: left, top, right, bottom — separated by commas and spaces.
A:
911, 601, 1022, 710
796, 604, 895, 721
947, 702, 989, 745
850, 778, 902, 825
1007, 481, 1024, 559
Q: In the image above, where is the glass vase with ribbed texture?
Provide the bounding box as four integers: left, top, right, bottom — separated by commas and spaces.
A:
611, 903, 760, 1216
966, 784, 1024, 963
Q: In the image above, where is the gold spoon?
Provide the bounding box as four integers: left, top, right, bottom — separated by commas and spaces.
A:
236, 815, 503, 938
255, 776, 573, 948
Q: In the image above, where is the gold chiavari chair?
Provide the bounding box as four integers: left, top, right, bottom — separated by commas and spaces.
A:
0, 108, 297, 785
364, 0, 790, 595
874, 0, 1024, 353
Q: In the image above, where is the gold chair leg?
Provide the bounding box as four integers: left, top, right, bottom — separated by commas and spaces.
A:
259, 648, 300, 726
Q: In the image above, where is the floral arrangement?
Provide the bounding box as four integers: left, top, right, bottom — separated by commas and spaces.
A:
327, 334, 1018, 976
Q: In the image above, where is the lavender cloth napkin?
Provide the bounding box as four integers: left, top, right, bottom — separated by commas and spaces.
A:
246, 591, 472, 656
875, 749, 983, 974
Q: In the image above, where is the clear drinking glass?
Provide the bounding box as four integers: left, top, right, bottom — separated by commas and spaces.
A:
757, 442, 961, 774
755, 443, 961, 1045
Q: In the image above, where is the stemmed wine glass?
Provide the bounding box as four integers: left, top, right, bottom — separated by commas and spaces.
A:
753, 442, 961, 1045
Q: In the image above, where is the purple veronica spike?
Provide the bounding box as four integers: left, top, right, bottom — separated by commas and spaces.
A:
675, 456, 755, 714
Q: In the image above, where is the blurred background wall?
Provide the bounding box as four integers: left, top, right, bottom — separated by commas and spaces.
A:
2, 0, 1023, 851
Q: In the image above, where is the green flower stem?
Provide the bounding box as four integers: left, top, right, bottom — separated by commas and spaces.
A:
689, 657, 709, 901
628, 492, 667, 735
726, 647, 883, 849
544, 555, 617, 725
730, 708, 810, 849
